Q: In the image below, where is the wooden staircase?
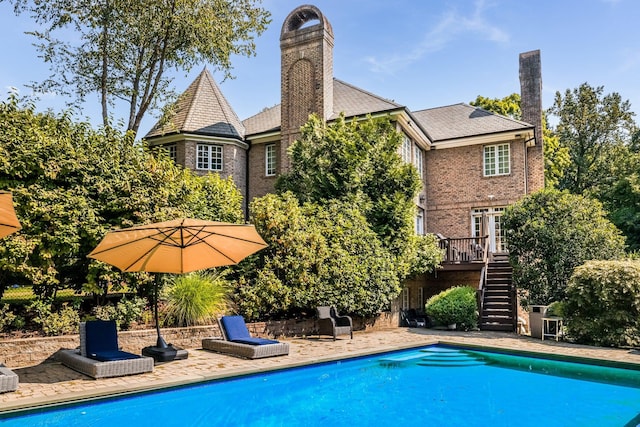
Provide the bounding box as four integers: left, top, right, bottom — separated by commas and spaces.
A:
480, 254, 516, 332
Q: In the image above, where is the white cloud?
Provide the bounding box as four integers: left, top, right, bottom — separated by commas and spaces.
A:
366, 0, 509, 74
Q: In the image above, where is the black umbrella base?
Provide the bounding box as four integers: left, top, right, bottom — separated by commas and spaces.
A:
142, 345, 189, 363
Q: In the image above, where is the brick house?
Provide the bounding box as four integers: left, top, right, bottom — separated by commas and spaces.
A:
145, 5, 544, 330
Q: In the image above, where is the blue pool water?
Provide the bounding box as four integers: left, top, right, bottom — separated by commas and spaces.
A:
2, 345, 640, 426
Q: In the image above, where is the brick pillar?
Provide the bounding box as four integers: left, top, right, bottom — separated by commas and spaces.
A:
280, 5, 334, 173
519, 50, 545, 192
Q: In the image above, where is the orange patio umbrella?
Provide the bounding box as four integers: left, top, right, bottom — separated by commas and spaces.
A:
88, 218, 267, 274
0, 191, 22, 239
88, 218, 267, 361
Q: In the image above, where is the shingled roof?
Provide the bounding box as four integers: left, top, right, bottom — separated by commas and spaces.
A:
412, 103, 532, 143
145, 68, 245, 140
243, 79, 403, 136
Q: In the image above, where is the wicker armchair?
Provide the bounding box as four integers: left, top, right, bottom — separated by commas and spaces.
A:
57, 321, 154, 379
317, 306, 353, 340
0, 364, 18, 393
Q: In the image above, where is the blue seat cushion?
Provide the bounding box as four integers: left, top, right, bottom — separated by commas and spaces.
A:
85, 320, 119, 355
221, 315, 280, 345
221, 315, 252, 341
231, 337, 280, 346
90, 350, 141, 362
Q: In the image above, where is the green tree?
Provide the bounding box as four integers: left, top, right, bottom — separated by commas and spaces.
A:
470, 94, 570, 188
548, 83, 636, 194
276, 114, 426, 275
235, 193, 401, 320
4, 0, 270, 135
503, 188, 626, 307
0, 95, 244, 299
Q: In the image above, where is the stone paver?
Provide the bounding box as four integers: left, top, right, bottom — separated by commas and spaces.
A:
1, 328, 640, 414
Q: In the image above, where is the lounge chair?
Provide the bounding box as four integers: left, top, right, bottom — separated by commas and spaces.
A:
0, 364, 18, 393
401, 309, 428, 327
317, 306, 353, 340
202, 315, 289, 359
57, 320, 154, 379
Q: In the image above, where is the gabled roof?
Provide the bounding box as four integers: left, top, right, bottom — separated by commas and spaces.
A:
412, 103, 532, 143
243, 79, 403, 136
145, 68, 245, 140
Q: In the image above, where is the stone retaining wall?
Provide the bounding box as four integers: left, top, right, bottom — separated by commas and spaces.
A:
0, 312, 398, 368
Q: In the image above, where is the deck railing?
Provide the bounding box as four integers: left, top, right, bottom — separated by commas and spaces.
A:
438, 236, 488, 264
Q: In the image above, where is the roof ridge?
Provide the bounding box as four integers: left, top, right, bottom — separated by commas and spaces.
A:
333, 78, 403, 108
200, 70, 245, 136
182, 68, 209, 131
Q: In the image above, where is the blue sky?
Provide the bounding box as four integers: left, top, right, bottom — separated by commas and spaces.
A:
1, 0, 639, 136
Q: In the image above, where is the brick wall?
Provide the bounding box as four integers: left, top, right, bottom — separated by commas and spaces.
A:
247, 141, 278, 201
183, 139, 248, 201
520, 50, 545, 192
280, 5, 334, 174
425, 138, 529, 237
0, 315, 397, 368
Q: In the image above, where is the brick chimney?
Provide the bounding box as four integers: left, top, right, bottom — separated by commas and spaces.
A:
519, 50, 545, 191
279, 5, 334, 172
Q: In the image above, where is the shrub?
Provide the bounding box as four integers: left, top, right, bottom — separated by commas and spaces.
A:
163, 271, 230, 327
93, 296, 147, 330
564, 260, 640, 347
503, 189, 625, 307
27, 300, 79, 336
0, 304, 17, 332
425, 286, 478, 330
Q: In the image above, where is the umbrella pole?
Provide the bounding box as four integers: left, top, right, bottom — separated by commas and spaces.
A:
154, 275, 168, 348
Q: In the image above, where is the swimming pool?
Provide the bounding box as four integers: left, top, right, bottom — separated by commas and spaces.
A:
2, 345, 640, 426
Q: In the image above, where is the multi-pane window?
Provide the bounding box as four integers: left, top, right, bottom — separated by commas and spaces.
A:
401, 136, 412, 163
415, 208, 425, 235
414, 145, 423, 178
483, 143, 510, 176
196, 144, 223, 171
265, 144, 276, 176
166, 144, 177, 163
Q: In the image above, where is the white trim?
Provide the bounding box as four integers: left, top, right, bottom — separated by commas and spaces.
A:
430, 129, 533, 150
265, 144, 276, 176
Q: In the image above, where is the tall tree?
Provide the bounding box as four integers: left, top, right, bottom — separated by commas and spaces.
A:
5, 0, 270, 136
470, 94, 570, 188
0, 95, 244, 299
503, 189, 626, 307
276, 114, 421, 257
548, 83, 636, 194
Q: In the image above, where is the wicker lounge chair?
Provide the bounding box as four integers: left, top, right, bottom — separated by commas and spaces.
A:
57, 320, 154, 379
0, 364, 18, 393
202, 315, 289, 359
317, 306, 353, 340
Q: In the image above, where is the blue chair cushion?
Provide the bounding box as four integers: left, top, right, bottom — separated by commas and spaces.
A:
85, 320, 119, 355
221, 315, 280, 346
221, 315, 251, 341
90, 350, 141, 362
231, 337, 280, 346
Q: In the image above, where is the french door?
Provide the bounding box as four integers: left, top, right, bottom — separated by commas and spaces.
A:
472, 207, 506, 253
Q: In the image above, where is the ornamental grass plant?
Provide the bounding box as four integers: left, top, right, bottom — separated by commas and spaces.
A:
163, 271, 231, 327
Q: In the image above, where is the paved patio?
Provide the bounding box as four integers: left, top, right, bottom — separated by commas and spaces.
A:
1, 327, 640, 414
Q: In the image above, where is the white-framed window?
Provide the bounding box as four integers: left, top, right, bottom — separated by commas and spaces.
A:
414, 145, 423, 178
483, 143, 510, 176
401, 287, 410, 310
166, 144, 177, 163
401, 135, 412, 163
196, 144, 223, 171
265, 144, 276, 176
415, 208, 425, 235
